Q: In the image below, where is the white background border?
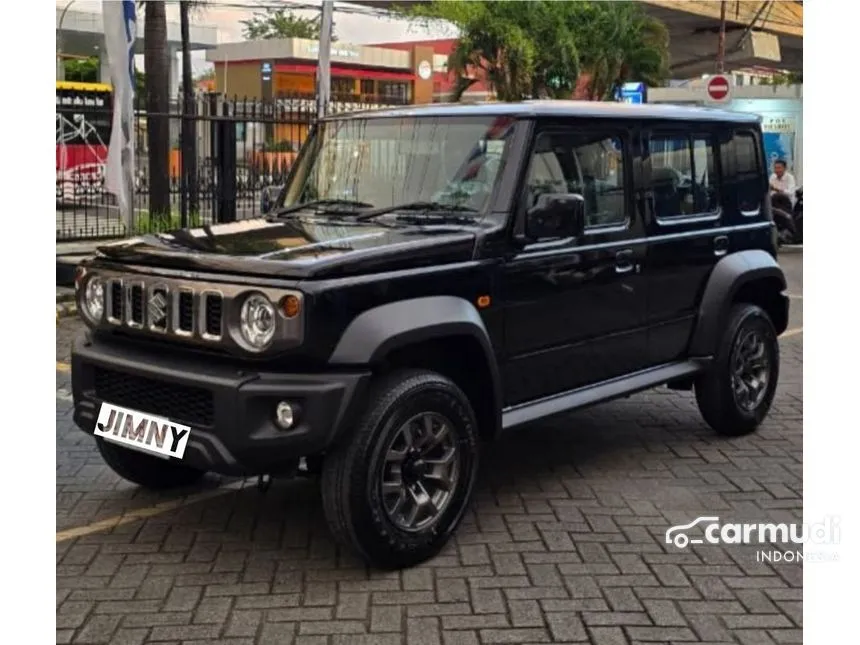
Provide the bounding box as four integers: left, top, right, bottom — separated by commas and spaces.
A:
0, 1, 844, 642
1, 1, 56, 642
803, 0, 856, 640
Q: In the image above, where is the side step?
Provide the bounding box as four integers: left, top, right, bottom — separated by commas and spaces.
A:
501, 360, 707, 431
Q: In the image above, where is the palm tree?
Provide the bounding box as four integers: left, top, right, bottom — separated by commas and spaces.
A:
579, 3, 670, 101
142, 0, 171, 222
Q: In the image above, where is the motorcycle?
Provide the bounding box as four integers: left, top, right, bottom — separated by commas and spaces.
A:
771, 186, 802, 245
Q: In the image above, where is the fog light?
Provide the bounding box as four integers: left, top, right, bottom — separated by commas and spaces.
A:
275, 401, 295, 429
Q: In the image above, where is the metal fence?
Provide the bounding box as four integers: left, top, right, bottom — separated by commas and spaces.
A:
56, 93, 405, 242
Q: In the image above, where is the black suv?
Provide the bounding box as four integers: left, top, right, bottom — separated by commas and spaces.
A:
71, 101, 788, 569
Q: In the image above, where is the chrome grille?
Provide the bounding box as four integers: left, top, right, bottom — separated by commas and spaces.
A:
104, 278, 223, 342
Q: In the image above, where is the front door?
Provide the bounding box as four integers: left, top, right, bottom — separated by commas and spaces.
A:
500, 125, 649, 407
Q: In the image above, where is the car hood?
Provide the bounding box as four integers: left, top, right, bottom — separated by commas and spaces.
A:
93, 217, 478, 279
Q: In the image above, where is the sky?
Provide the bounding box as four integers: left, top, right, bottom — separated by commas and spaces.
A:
58, 0, 457, 75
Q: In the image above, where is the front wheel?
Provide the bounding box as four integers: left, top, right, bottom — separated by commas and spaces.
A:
96, 438, 206, 490
321, 369, 480, 569
695, 303, 780, 436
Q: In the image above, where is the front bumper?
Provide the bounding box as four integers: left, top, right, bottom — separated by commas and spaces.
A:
71, 332, 371, 476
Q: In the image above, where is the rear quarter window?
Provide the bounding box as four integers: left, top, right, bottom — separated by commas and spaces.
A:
733, 131, 765, 216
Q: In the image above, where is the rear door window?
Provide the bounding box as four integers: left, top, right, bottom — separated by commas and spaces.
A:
647, 133, 719, 220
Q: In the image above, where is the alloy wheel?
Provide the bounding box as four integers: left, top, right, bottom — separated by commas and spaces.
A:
731, 329, 771, 412
379, 412, 460, 533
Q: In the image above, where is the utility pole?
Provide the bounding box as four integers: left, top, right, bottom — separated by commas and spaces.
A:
317, 0, 334, 119
716, 0, 727, 73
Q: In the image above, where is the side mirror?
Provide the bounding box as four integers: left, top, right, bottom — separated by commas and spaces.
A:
525, 193, 585, 240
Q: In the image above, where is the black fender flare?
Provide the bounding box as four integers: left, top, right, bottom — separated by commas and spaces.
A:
688, 250, 787, 357
329, 295, 503, 435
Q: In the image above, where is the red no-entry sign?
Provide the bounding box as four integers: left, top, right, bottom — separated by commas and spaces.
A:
707, 75, 731, 102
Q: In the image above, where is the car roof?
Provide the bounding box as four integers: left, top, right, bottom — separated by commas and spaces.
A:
324, 100, 760, 124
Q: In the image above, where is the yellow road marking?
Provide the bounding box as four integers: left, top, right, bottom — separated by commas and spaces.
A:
788, 294, 803, 300
56, 479, 253, 543
57, 362, 70, 372
781, 327, 803, 339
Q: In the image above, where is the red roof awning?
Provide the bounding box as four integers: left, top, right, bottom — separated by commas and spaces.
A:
275, 63, 414, 82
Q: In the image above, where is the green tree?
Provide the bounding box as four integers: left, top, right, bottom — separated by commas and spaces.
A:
401, 1, 668, 102
241, 7, 337, 41
63, 56, 99, 83
759, 71, 802, 86
404, 1, 565, 101
577, 2, 670, 101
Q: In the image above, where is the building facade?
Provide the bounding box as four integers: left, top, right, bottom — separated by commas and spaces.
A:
206, 38, 442, 104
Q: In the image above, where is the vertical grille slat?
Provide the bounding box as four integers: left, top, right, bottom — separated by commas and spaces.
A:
108, 280, 123, 323
177, 291, 194, 333
203, 293, 223, 339
129, 284, 144, 326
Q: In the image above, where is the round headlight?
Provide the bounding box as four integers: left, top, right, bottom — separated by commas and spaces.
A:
239, 293, 276, 350
83, 276, 105, 321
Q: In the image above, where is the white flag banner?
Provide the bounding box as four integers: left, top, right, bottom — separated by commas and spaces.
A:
102, 0, 137, 228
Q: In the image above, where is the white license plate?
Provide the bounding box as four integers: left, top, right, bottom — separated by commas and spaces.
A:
94, 402, 191, 460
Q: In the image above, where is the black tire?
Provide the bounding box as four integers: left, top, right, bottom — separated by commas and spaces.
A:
695, 303, 780, 436
96, 438, 206, 490
321, 369, 480, 569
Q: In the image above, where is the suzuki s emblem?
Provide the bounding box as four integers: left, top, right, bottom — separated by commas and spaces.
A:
148, 291, 168, 326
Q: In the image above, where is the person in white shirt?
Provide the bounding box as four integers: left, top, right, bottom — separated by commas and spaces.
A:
769, 159, 797, 207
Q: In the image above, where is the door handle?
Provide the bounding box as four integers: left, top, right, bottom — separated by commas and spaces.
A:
616, 249, 635, 274
714, 235, 729, 257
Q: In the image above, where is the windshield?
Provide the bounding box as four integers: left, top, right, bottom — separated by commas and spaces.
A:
280, 115, 515, 216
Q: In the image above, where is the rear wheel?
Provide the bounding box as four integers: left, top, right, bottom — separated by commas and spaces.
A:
321, 369, 480, 569
695, 303, 780, 436
96, 438, 206, 490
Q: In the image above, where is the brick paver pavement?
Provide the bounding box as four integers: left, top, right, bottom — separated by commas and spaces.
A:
56, 254, 803, 645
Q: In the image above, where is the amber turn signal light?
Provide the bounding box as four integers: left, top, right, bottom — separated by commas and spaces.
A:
476, 295, 491, 309
282, 295, 301, 318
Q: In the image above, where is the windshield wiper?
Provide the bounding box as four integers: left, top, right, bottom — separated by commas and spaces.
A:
355, 201, 478, 221
268, 199, 374, 218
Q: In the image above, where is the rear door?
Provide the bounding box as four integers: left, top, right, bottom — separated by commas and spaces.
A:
641, 125, 726, 364
501, 122, 649, 406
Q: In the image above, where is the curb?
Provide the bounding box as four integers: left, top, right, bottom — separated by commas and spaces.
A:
57, 289, 78, 325
780, 245, 803, 255
57, 300, 78, 322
